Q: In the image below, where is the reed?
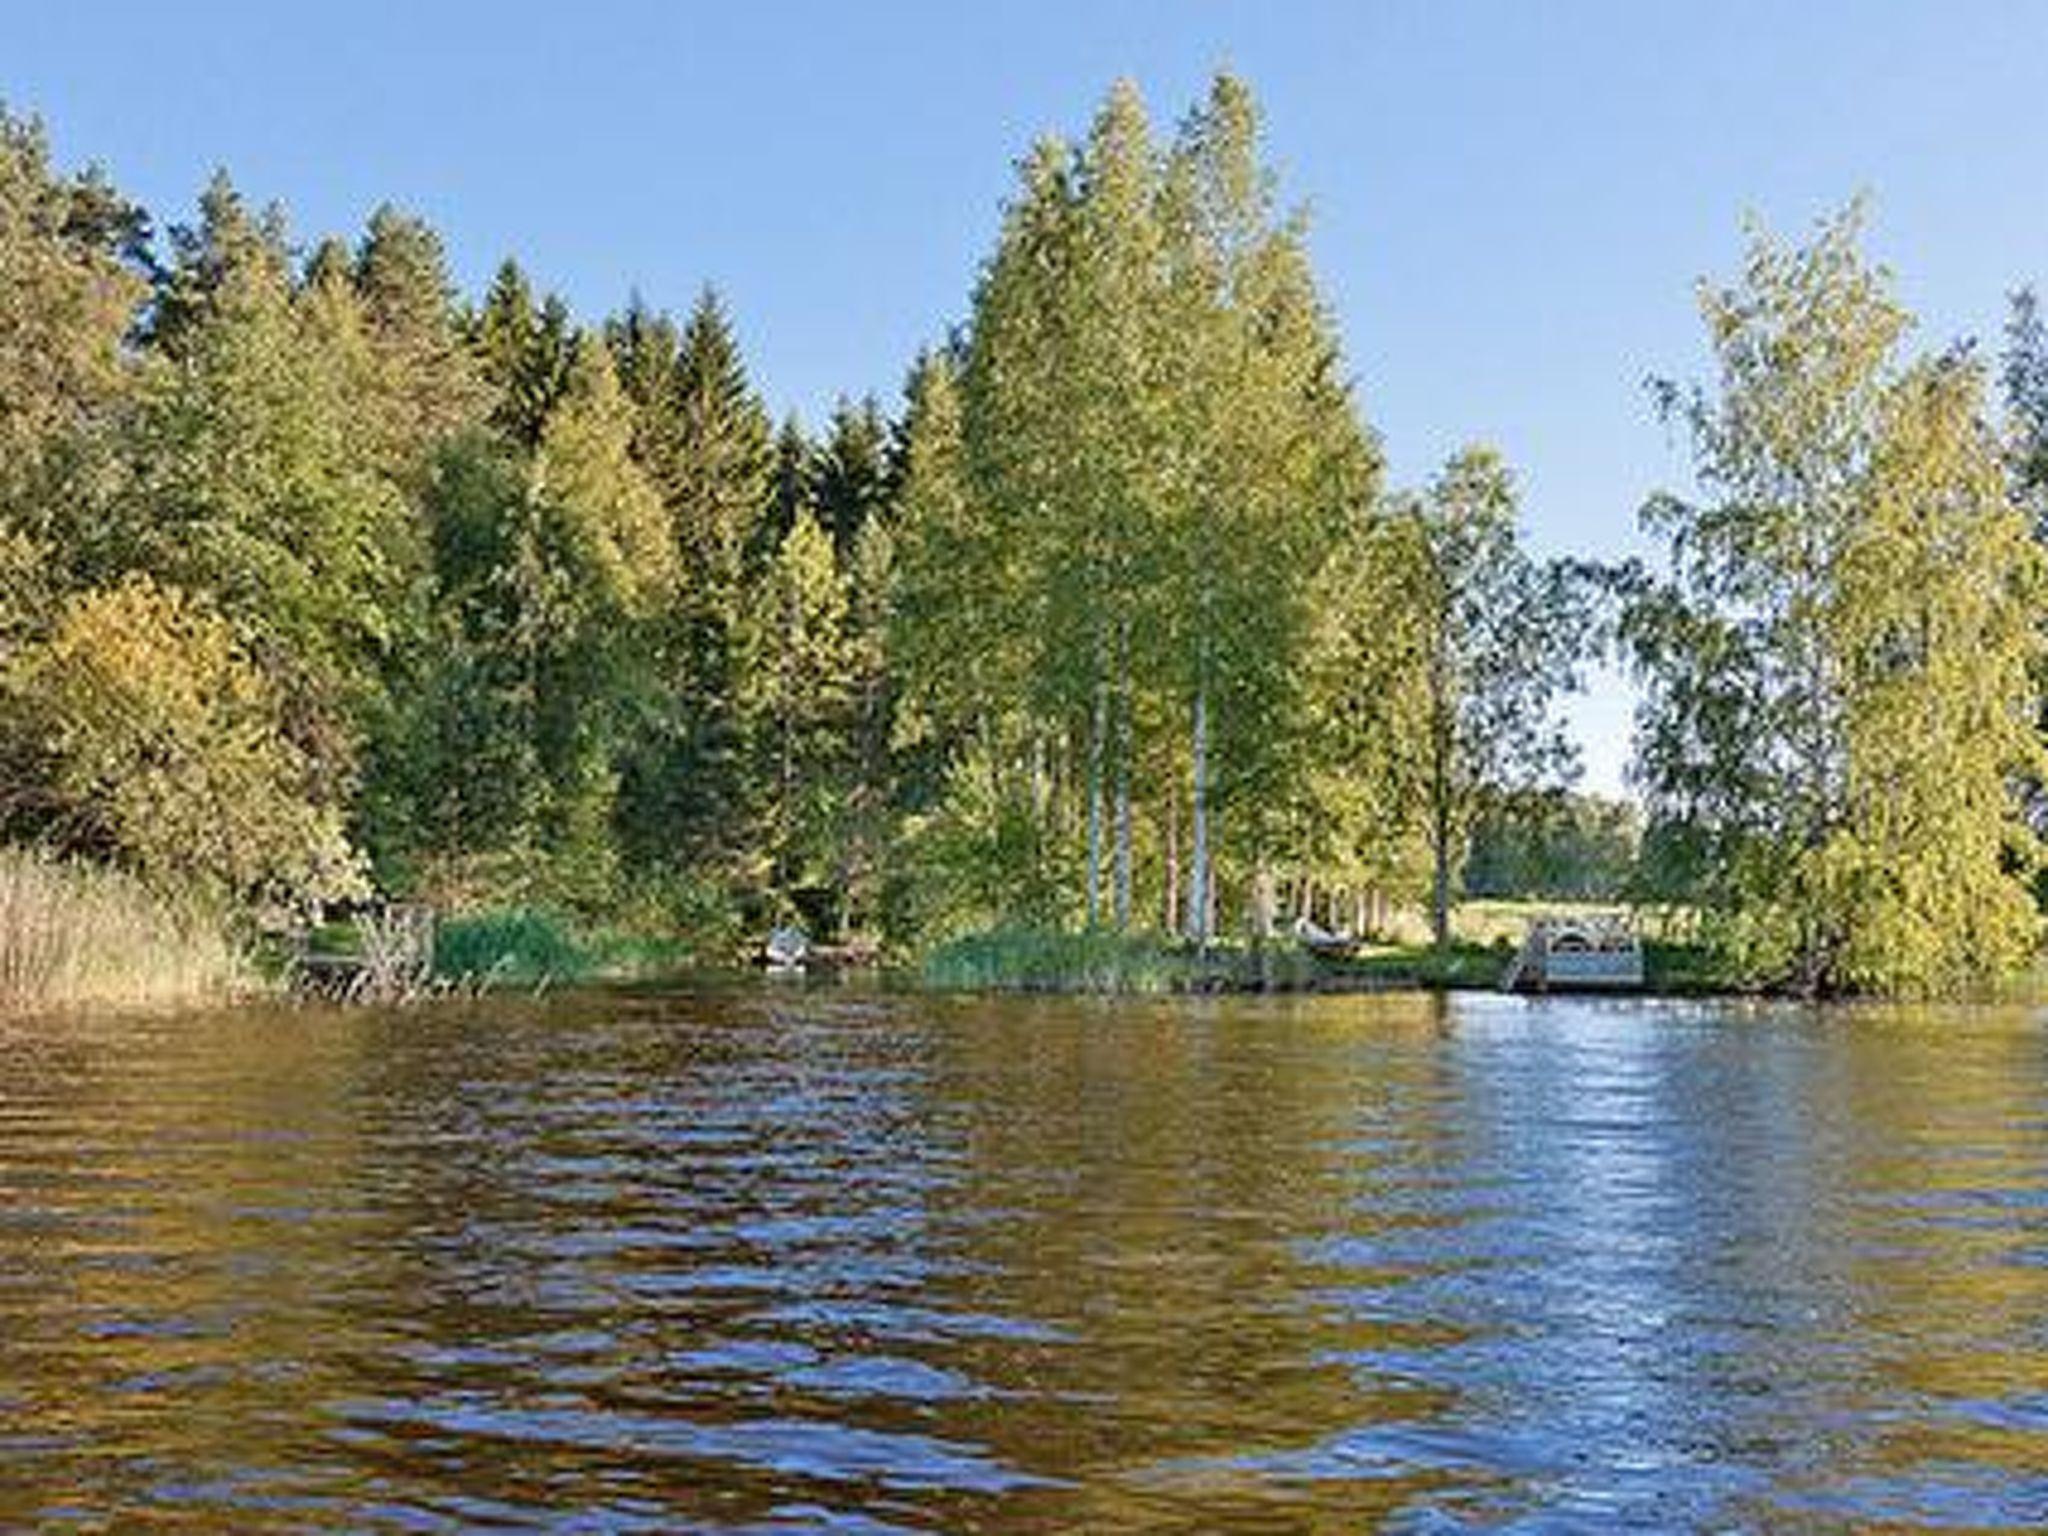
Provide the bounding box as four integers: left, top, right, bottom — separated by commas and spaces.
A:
921, 926, 1322, 994
431, 908, 691, 988
0, 847, 241, 1011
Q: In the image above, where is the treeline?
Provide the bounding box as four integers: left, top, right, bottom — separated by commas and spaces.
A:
0, 77, 1588, 963
5, 78, 2048, 996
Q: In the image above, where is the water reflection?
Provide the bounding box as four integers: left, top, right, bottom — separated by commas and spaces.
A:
3, 992, 2048, 1529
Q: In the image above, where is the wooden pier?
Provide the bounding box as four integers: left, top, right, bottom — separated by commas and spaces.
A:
1500, 913, 1644, 993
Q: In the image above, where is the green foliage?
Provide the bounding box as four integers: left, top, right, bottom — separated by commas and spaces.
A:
1393, 448, 1598, 945
611, 287, 775, 894
927, 74, 1377, 945
2003, 287, 2048, 530
812, 394, 893, 561
432, 906, 698, 986
0, 107, 146, 550
742, 510, 857, 920
7, 93, 2043, 1001
1464, 792, 1642, 901
431, 908, 590, 983
1627, 207, 2045, 995
2, 576, 365, 909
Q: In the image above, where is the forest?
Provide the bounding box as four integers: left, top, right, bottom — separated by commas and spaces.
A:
5, 72, 2048, 1000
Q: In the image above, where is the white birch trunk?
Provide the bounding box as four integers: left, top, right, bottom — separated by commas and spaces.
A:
1186, 681, 1210, 946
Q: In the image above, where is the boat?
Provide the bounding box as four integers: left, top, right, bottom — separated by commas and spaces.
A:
1500, 913, 1644, 993
1293, 915, 1363, 961
761, 926, 810, 972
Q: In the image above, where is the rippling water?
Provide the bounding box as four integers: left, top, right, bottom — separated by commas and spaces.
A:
4, 989, 2048, 1530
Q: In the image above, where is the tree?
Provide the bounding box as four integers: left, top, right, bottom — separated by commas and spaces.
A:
742, 511, 856, 924
129, 178, 417, 806
1626, 206, 2044, 993
2, 575, 362, 910
891, 349, 1053, 934
474, 260, 573, 448
812, 394, 893, 562
0, 107, 148, 626
1463, 791, 1641, 901
756, 412, 813, 568
606, 287, 775, 896
2003, 287, 2048, 530
352, 204, 485, 473
1154, 74, 1373, 943
940, 73, 1375, 944
1397, 448, 1591, 949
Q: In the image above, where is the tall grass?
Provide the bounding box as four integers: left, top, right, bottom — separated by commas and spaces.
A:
921, 926, 1322, 994
432, 908, 694, 988
0, 848, 241, 1011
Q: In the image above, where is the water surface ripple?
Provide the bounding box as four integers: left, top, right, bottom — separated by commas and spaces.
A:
4, 990, 2048, 1530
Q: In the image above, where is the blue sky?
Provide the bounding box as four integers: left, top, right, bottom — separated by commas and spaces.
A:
13, 3, 2048, 794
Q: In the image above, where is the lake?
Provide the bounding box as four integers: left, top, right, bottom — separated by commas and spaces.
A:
3, 988, 2047, 1530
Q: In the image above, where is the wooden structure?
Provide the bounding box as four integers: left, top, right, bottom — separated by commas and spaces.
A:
1500, 913, 1644, 993
292, 903, 438, 1003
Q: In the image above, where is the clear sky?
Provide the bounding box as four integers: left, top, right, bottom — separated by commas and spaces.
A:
13, 2, 2048, 794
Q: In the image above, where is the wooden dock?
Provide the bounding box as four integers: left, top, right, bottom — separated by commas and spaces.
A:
1500, 913, 1644, 993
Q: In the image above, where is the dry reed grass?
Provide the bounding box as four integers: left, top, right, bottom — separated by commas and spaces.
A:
0, 847, 241, 1011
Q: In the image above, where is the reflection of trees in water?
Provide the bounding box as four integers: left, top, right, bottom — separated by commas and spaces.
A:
7, 999, 2048, 1530
912, 993, 1481, 1530
1752, 1014, 2048, 1523
0, 1005, 382, 1523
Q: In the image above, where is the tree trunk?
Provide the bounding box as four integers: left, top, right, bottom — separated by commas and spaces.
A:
1085, 674, 1106, 928
1164, 793, 1180, 937
1112, 734, 1132, 930
1186, 681, 1210, 947
1431, 798, 1452, 952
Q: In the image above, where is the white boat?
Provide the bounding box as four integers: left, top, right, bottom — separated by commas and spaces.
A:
762, 926, 810, 972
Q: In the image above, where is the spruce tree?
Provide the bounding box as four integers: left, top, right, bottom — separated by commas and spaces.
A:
813, 394, 893, 562
755, 412, 813, 571
639, 287, 774, 892
474, 260, 571, 448
353, 204, 484, 471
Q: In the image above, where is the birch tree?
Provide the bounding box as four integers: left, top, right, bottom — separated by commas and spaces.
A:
1627, 206, 2045, 993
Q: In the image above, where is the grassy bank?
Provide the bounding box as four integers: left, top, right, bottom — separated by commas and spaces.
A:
920, 902, 1735, 997
0, 848, 242, 1011
430, 909, 695, 989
